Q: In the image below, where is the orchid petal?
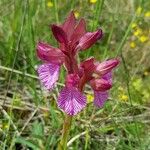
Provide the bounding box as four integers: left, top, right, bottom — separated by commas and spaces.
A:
37, 63, 60, 90
37, 42, 65, 64
66, 74, 80, 88
51, 25, 68, 44
102, 72, 112, 84
57, 87, 86, 115
95, 59, 119, 75
77, 29, 103, 50
80, 57, 96, 73
79, 57, 96, 80
94, 91, 108, 107
90, 78, 112, 91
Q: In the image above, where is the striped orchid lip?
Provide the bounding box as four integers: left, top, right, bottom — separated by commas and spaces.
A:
36, 11, 119, 116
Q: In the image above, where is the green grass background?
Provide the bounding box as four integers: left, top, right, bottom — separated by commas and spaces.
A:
0, 0, 150, 149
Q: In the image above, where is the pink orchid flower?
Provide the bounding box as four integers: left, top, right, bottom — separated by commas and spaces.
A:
36, 11, 119, 116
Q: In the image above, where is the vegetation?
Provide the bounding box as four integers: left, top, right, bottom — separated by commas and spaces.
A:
0, 0, 150, 149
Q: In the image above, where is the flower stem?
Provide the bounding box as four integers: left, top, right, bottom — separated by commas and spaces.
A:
58, 114, 72, 150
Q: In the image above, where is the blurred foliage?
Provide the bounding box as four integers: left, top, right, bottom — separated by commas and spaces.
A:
0, 0, 150, 149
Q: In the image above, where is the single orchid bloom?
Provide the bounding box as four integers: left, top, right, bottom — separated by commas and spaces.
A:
36, 11, 119, 116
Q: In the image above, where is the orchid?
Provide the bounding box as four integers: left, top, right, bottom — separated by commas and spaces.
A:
36, 11, 119, 149
37, 11, 119, 115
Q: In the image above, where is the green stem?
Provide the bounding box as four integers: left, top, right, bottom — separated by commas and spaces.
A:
54, 0, 59, 24
58, 115, 72, 150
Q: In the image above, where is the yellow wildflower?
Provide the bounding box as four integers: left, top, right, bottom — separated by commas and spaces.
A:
119, 94, 128, 102
131, 23, 137, 29
139, 35, 148, 43
47, 1, 53, 8
136, 7, 142, 15
90, 0, 97, 4
130, 42, 136, 48
74, 11, 80, 19
87, 94, 94, 103
144, 11, 150, 17
133, 28, 142, 36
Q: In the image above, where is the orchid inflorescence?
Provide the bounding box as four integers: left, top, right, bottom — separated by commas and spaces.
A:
36, 11, 119, 116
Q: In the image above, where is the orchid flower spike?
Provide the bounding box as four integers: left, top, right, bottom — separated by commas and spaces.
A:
36, 11, 119, 116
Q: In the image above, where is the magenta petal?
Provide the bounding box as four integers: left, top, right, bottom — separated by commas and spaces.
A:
80, 57, 96, 73
66, 74, 80, 88
94, 91, 108, 107
102, 72, 112, 85
70, 19, 86, 44
51, 25, 68, 44
37, 42, 65, 64
62, 11, 76, 39
37, 63, 60, 90
95, 59, 119, 76
90, 78, 112, 91
77, 29, 103, 50
57, 87, 86, 115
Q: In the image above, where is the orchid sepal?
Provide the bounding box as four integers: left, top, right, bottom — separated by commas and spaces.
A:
37, 41, 65, 64
95, 59, 119, 76
90, 78, 112, 91
51, 24, 68, 44
77, 29, 103, 50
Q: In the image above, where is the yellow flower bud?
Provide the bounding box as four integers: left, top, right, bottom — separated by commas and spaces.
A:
139, 35, 148, 43
74, 11, 80, 19
47, 1, 53, 8
133, 28, 142, 36
119, 94, 128, 102
87, 94, 94, 103
90, 0, 97, 4
130, 42, 136, 48
145, 11, 150, 17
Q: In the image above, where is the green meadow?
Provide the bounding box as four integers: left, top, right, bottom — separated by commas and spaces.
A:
0, 0, 150, 149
